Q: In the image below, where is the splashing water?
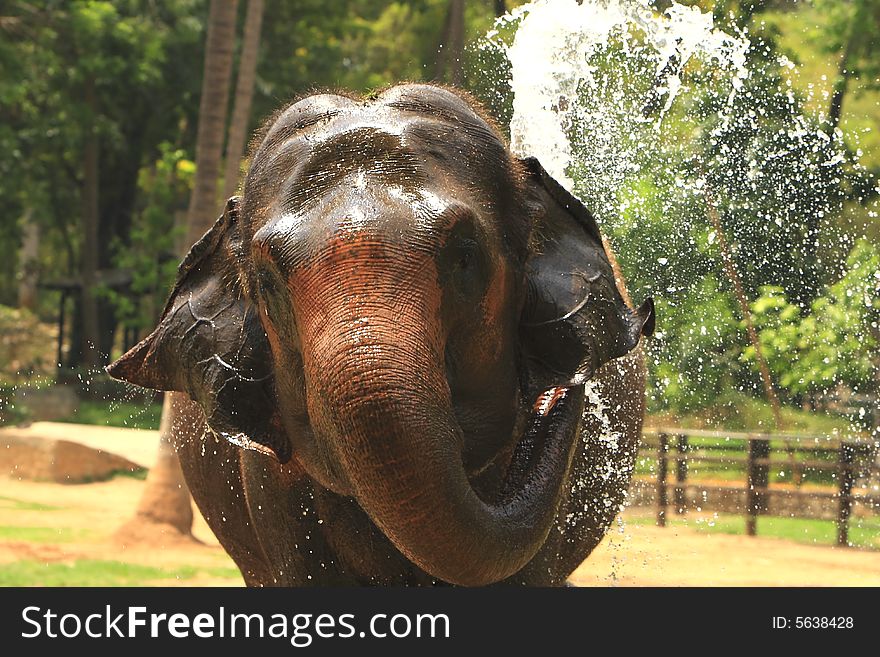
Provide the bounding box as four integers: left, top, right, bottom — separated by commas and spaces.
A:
479, 0, 874, 424
500, 0, 748, 188
478, 0, 879, 564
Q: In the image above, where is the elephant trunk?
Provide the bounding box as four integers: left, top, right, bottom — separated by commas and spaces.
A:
297, 296, 585, 586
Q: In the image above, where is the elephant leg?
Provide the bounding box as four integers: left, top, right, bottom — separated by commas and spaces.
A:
238, 452, 353, 586
311, 487, 439, 586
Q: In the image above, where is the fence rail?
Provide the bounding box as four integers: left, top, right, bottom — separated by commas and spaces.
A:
641, 428, 879, 546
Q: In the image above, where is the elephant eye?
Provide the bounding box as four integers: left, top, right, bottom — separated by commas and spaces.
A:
436, 211, 490, 304
254, 267, 288, 321
256, 269, 276, 297
439, 236, 488, 304
456, 240, 477, 270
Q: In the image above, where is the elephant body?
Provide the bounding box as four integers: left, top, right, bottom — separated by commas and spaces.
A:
109, 84, 653, 586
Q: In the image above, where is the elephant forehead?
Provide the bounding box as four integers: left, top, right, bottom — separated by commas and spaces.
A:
243, 90, 517, 244
282, 126, 427, 212
251, 182, 460, 273
251, 106, 507, 201
258, 86, 501, 161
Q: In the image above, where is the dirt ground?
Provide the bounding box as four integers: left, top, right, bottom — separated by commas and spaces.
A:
571, 518, 880, 586
2, 473, 880, 586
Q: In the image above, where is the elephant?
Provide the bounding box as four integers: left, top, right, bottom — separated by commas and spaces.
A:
107, 84, 655, 586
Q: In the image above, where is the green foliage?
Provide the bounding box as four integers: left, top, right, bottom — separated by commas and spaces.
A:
99, 144, 192, 336
647, 276, 747, 412
255, 0, 503, 118
56, 400, 163, 431
624, 511, 880, 550
0, 0, 204, 318
746, 239, 880, 399
811, 0, 880, 97
0, 305, 56, 383
696, 40, 848, 307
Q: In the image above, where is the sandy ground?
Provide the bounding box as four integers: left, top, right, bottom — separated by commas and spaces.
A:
571, 519, 880, 586
2, 422, 879, 586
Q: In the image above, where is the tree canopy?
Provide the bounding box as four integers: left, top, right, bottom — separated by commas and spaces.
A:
1, 0, 877, 425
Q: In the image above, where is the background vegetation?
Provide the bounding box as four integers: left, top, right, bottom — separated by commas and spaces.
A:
0, 0, 877, 436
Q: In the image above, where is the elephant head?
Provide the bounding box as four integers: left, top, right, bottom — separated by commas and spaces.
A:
108, 84, 654, 586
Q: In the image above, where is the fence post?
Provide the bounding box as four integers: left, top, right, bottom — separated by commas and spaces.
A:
837, 442, 855, 547
675, 434, 688, 514
657, 433, 668, 527
746, 437, 770, 537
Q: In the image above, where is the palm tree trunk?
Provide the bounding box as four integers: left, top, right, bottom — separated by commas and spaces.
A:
223, 0, 264, 201
115, 392, 196, 544
187, 0, 240, 243
434, 2, 452, 81
448, 0, 465, 86
118, 0, 239, 543
434, 0, 464, 84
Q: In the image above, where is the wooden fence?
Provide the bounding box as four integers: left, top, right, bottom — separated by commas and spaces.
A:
641, 428, 879, 546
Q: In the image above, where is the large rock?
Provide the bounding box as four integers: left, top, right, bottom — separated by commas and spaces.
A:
0, 431, 144, 483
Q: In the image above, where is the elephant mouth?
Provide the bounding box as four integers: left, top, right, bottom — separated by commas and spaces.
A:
464, 386, 575, 486
292, 381, 578, 502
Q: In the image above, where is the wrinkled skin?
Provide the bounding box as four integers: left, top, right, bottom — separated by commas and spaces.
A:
108, 84, 654, 586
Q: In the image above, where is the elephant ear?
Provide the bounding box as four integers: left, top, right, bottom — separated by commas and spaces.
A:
106, 197, 290, 463
519, 157, 655, 392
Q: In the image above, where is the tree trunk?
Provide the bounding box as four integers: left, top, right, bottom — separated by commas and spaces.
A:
17, 209, 39, 311
186, 0, 240, 244
119, 0, 240, 544
494, 0, 506, 18
434, 2, 452, 81
434, 0, 464, 84
80, 76, 102, 369
448, 0, 465, 86
705, 187, 784, 432
114, 393, 199, 545
223, 0, 264, 202
828, 30, 854, 133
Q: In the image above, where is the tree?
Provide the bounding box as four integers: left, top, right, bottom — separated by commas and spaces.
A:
747, 239, 880, 409
435, 0, 465, 84
17, 211, 39, 311
814, 0, 880, 132
223, 0, 264, 201
186, 0, 239, 242
117, 0, 240, 543
1, 1, 206, 363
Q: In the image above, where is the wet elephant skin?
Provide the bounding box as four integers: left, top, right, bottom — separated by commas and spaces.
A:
108, 84, 654, 586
